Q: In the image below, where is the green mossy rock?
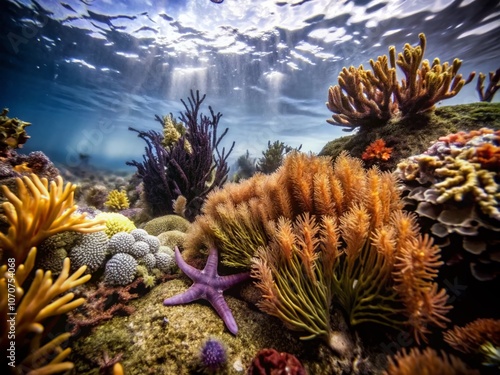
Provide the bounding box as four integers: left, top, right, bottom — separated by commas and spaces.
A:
319, 102, 500, 171
70, 278, 384, 374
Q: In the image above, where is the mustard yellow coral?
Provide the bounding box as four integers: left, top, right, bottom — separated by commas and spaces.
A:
0, 174, 105, 264
104, 189, 130, 211
0, 247, 90, 374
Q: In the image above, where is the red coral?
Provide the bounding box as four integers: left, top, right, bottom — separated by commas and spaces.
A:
362, 139, 393, 161
473, 142, 500, 171
247, 349, 306, 375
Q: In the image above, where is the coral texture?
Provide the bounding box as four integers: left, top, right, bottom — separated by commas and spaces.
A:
127, 90, 234, 220
326, 33, 474, 130
247, 348, 306, 375
362, 138, 393, 161
68, 231, 109, 273
104, 253, 138, 286
95, 212, 136, 238
0, 173, 105, 264
142, 214, 191, 236
384, 347, 479, 375
0, 108, 31, 156
396, 128, 500, 280
187, 152, 450, 346
104, 189, 130, 211
0, 249, 91, 374
443, 318, 500, 355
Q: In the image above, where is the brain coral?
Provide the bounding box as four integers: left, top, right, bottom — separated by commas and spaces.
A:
104, 253, 138, 286
396, 128, 500, 281
142, 214, 190, 236
95, 212, 136, 238
69, 231, 109, 273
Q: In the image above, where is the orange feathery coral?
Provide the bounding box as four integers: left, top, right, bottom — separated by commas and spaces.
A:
362, 139, 393, 161
384, 347, 480, 375
443, 318, 500, 354
393, 233, 451, 344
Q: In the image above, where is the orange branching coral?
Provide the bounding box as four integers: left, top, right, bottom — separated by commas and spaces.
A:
362, 139, 393, 161
0, 173, 106, 263
0, 247, 90, 374
384, 347, 480, 375
443, 318, 500, 354
326, 33, 474, 130
437, 127, 500, 146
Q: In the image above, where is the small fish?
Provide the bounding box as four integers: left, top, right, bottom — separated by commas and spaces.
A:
210, 0, 224, 3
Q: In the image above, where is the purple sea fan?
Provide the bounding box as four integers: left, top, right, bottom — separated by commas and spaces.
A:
200, 338, 227, 372
127, 90, 234, 220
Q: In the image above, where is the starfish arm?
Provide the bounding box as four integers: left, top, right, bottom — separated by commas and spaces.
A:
217, 271, 251, 290
203, 247, 220, 278
206, 288, 239, 335
174, 246, 204, 280
163, 284, 203, 306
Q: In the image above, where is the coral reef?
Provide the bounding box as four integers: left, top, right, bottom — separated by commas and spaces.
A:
320, 102, 500, 172
104, 253, 138, 286
104, 189, 130, 211
361, 138, 393, 162
326, 33, 474, 131
187, 152, 450, 346
384, 347, 479, 375
0, 173, 105, 264
127, 90, 234, 220
68, 231, 109, 274
95, 212, 136, 238
247, 348, 306, 375
0, 108, 31, 156
476, 68, 500, 102
1, 249, 91, 374
256, 140, 302, 175
395, 128, 500, 281
443, 318, 500, 357
142, 214, 191, 236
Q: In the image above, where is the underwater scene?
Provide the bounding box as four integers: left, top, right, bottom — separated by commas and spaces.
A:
1, 0, 500, 374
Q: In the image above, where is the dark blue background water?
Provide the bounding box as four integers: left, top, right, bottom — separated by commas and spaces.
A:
1, 0, 499, 172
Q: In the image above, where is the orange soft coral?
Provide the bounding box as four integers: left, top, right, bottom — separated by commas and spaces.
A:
362, 139, 393, 161
443, 318, 500, 354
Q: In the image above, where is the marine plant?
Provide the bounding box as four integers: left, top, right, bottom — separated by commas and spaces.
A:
127, 90, 234, 221
0, 108, 31, 156
256, 140, 302, 174
326, 33, 474, 131
396, 128, 500, 280
187, 152, 451, 346
443, 318, 500, 358
0, 173, 105, 264
384, 347, 479, 375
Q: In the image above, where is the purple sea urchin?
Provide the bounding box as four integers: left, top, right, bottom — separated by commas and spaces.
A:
200, 338, 226, 372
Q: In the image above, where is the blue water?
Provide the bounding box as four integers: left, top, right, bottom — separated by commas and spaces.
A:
1, 0, 499, 171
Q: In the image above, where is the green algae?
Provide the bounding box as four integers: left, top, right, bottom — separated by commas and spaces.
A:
319, 102, 500, 171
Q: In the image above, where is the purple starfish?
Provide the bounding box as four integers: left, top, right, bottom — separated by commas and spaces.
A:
163, 246, 250, 335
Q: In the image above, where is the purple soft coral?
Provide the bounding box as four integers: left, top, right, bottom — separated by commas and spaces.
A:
163, 246, 250, 335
